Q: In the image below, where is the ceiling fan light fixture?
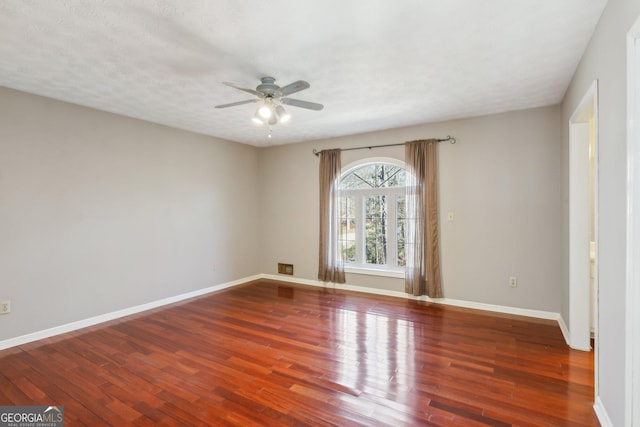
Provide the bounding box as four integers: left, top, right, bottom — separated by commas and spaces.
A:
258, 102, 273, 119
251, 111, 264, 125
275, 105, 290, 123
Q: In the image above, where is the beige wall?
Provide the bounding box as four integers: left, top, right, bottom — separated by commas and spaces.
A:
259, 105, 563, 313
561, 0, 640, 424
0, 86, 260, 341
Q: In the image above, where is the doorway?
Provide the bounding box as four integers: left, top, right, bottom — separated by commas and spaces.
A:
569, 81, 598, 355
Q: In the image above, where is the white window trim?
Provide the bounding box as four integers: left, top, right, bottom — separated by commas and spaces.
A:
340, 157, 407, 277
345, 265, 405, 279
341, 156, 405, 175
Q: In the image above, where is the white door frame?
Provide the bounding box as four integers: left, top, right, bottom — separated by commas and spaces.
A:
626, 15, 640, 427
569, 80, 599, 354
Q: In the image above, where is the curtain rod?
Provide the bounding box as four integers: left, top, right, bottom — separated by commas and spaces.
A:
312, 135, 456, 156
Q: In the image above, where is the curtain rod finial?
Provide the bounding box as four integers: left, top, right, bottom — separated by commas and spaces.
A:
313, 149, 320, 156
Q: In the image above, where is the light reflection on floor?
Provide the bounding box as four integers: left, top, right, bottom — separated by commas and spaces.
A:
330, 306, 417, 406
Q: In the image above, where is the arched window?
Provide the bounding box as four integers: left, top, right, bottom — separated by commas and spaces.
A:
339, 159, 407, 275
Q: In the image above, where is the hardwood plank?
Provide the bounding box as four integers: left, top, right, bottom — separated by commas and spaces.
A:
0, 280, 598, 426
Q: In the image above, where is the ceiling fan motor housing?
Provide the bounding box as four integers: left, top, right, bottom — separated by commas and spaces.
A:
256, 77, 281, 97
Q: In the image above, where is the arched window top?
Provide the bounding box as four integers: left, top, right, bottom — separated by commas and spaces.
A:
339, 161, 406, 190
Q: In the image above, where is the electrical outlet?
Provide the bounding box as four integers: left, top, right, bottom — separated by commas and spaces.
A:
0, 300, 10, 314
509, 277, 517, 288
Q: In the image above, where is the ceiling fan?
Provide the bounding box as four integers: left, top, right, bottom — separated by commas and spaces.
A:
215, 76, 324, 126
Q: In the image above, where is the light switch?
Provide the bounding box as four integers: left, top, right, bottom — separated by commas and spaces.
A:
447, 212, 454, 221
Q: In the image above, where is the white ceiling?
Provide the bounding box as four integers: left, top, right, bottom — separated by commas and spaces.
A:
0, 0, 607, 147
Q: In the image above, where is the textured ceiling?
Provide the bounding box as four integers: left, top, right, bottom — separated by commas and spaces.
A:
0, 0, 607, 146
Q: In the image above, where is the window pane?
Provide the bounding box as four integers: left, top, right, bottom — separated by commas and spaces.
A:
340, 164, 405, 190
397, 195, 406, 267
365, 195, 387, 265
339, 196, 356, 262
337, 161, 409, 271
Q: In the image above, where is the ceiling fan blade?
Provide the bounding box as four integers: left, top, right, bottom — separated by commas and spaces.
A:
222, 82, 262, 97
215, 99, 258, 108
279, 80, 310, 96
281, 98, 324, 111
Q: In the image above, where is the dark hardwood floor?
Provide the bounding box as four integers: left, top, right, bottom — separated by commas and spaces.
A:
0, 280, 598, 426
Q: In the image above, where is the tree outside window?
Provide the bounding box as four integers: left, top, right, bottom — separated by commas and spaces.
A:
338, 162, 406, 273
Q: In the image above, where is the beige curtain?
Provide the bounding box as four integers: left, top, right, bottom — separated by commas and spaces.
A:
405, 139, 442, 297
318, 149, 346, 283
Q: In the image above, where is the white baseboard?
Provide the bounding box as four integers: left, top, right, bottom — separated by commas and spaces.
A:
0, 274, 262, 351
593, 396, 613, 427
260, 273, 410, 298
0, 273, 568, 351
427, 296, 560, 321
261, 273, 563, 322
557, 314, 571, 345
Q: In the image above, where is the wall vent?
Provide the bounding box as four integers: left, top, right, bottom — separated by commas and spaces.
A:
277, 263, 294, 275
